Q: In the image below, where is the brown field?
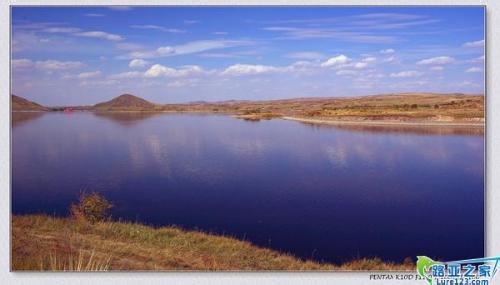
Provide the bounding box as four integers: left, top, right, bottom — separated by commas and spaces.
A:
219, 93, 484, 124
12, 93, 484, 125
12, 215, 414, 271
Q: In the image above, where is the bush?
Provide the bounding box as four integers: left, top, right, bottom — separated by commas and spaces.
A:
70, 192, 113, 224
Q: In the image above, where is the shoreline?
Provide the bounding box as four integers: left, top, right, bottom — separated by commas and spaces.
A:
282, 116, 485, 128
12, 214, 415, 271
12, 110, 485, 128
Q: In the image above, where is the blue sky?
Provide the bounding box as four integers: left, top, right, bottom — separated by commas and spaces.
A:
11, 6, 485, 105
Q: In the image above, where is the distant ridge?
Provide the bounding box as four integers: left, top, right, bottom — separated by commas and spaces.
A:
93, 94, 156, 111
11, 95, 49, 111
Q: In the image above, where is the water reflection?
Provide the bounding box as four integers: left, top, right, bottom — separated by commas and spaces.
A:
298, 121, 484, 136
11, 112, 484, 264
11, 112, 45, 128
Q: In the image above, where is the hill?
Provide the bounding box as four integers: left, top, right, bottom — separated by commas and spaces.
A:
11, 95, 49, 111
93, 94, 156, 111
12, 215, 413, 271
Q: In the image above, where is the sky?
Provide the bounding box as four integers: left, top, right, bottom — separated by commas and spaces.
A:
11, 6, 485, 105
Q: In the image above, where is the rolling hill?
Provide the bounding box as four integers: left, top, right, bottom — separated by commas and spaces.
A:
12, 95, 49, 111
93, 94, 156, 111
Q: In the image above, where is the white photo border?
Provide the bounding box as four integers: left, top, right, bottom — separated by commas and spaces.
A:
1, 1, 497, 285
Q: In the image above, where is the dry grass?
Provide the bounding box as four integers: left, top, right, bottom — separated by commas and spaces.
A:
44, 250, 111, 271
12, 215, 414, 271
160, 93, 484, 124
13, 93, 484, 125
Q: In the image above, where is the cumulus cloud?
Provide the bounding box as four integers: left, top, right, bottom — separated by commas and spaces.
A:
321, 54, 351, 67
76, 31, 124, 41
380, 48, 395, 54
389, 70, 422, 78
353, 62, 368, 69
129, 59, 149, 68
221, 64, 280, 76
463, 39, 484, 48
416, 56, 455, 65
157, 46, 175, 55
465, 67, 482, 73
144, 64, 204, 78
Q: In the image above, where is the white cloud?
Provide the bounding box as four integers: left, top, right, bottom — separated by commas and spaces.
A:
144, 64, 177, 77
362, 56, 377, 63
84, 13, 104, 17
12, 58, 33, 69
468, 55, 485, 63
221, 64, 280, 76
389, 70, 422, 78
465, 67, 482, 73
130, 25, 185, 33
184, 20, 199, 25
285, 51, 324, 60
77, 71, 101, 79
76, 31, 124, 41
263, 26, 396, 43
165, 40, 248, 56
430, 66, 444, 71
416, 56, 455, 65
380, 48, 395, 54
35, 60, 84, 70
108, 71, 143, 79
321, 54, 351, 67
79, 79, 118, 87
144, 64, 204, 78
43, 27, 81, 33
129, 39, 253, 59
129, 59, 149, 68
157, 46, 175, 55
13, 58, 85, 70
336, 70, 357, 76
213, 31, 228, 35
383, 56, 396, 63
463, 39, 484, 48
353, 62, 368, 69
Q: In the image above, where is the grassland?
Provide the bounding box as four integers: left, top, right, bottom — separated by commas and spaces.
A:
225, 93, 484, 125
12, 93, 484, 126
12, 215, 414, 271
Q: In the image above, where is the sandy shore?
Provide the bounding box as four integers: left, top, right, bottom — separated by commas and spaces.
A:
282, 116, 485, 128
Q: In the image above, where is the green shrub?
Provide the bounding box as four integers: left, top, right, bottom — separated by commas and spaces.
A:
70, 192, 113, 224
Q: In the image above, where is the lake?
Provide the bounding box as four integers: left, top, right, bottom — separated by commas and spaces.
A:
11, 112, 484, 264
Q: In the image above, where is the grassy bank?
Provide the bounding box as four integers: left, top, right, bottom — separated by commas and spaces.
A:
12, 215, 414, 271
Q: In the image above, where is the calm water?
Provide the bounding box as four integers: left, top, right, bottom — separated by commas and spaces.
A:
12, 112, 484, 264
